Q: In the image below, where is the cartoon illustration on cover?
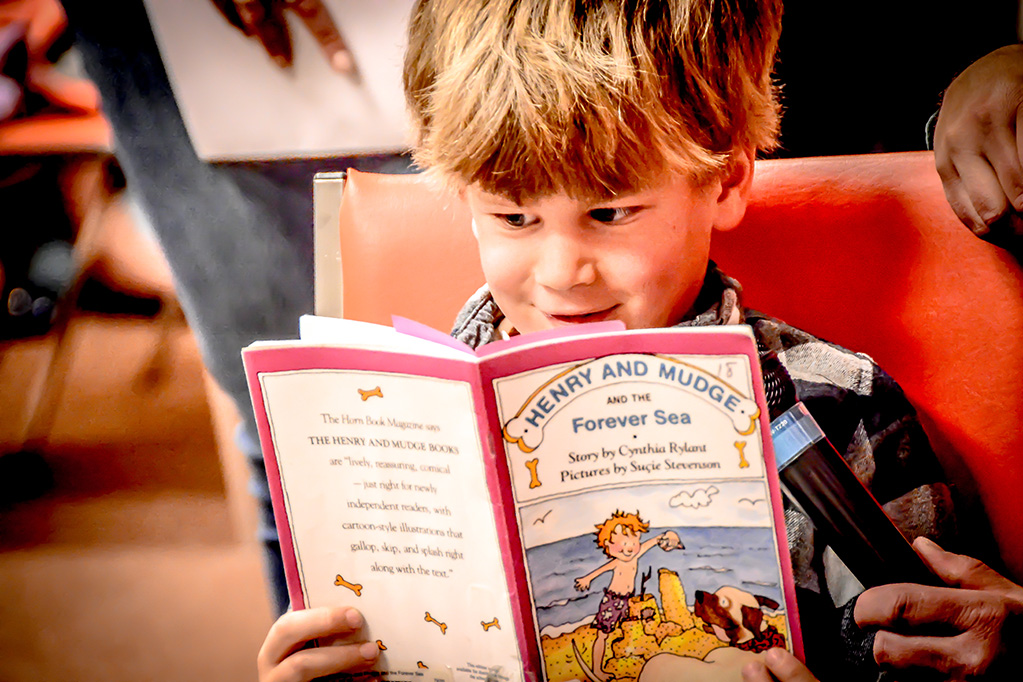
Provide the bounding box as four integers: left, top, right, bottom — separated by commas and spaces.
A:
573, 510, 684, 680
520, 484, 790, 682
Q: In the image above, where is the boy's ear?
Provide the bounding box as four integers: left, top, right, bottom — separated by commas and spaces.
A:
711, 146, 755, 233
457, 185, 480, 240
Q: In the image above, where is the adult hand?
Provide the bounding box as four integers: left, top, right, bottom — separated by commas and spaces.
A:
741, 648, 819, 682
258, 606, 379, 682
210, 0, 354, 73
854, 537, 1023, 680
934, 44, 1023, 239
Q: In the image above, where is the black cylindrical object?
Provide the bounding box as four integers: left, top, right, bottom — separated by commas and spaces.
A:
770, 402, 936, 589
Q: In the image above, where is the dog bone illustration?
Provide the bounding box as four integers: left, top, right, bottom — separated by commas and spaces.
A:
481, 617, 500, 631
376, 640, 387, 651
524, 458, 541, 489
734, 441, 750, 469
424, 611, 448, 634
358, 386, 383, 401
334, 574, 363, 596
418, 662, 428, 669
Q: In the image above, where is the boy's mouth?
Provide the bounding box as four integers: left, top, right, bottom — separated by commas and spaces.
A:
544, 306, 619, 325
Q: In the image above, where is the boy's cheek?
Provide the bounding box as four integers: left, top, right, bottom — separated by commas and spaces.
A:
478, 245, 533, 298
475, 236, 510, 281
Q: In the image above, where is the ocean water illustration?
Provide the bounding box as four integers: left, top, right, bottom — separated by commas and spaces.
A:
527, 526, 782, 636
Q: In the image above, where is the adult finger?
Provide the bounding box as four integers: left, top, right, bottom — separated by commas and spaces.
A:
235, 0, 293, 68
872, 630, 974, 677
913, 537, 1023, 601
287, 0, 355, 74
259, 606, 364, 668
266, 641, 379, 682
952, 151, 1011, 227
210, 0, 247, 33
1011, 105, 1023, 232
937, 160, 992, 235
854, 583, 973, 630
980, 124, 1023, 215
1017, 105, 1023, 190
857, 582, 1018, 639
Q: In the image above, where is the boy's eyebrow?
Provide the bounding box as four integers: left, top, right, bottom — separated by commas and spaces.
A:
590, 192, 650, 205
475, 194, 526, 208
469, 187, 527, 206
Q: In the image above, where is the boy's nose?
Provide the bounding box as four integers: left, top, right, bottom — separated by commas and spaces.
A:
534, 234, 596, 291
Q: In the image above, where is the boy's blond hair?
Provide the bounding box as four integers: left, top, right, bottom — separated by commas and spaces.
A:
403, 0, 782, 201
595, 510, 650, 556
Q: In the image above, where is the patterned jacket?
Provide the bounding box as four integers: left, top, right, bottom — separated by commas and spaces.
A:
452, 264, 960, 679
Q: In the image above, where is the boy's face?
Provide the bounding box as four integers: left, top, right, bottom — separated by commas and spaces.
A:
466, 170, 745, 334
607, 525, 640, 560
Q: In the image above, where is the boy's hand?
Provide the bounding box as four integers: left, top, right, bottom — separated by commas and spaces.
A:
934, 44, 1023, 238
258, 606, 379, 682
741, 648, 818, 682
854, 537, 1023, 680
575, 577, 592, 592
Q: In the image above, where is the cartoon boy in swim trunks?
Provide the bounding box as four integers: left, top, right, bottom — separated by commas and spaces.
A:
574, 511, 683, 681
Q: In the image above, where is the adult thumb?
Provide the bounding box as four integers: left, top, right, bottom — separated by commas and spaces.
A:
913, 537, 1021, 596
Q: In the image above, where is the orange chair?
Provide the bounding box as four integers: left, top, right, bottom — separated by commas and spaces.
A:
315, 151, 1023, 581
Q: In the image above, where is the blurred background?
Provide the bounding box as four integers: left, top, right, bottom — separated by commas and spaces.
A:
0, 1, 1019, 680
1, 3, 276, 681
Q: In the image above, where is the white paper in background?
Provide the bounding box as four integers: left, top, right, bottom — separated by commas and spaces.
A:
142, 0, 416, 161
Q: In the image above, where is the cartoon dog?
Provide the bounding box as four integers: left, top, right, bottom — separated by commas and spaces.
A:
692, 586, 785, 653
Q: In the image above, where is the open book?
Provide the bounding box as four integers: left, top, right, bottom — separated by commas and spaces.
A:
243, 317, 803, 682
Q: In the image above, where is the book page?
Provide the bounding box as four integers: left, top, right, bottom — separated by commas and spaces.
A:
252, 361, 521, 682
483, 330, 797, 682
299, 315, 474, 359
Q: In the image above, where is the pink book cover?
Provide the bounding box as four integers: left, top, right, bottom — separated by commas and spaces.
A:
242, 321, 802, 682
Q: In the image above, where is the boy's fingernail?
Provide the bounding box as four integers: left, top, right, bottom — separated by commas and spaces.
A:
346, 608, 363, 629
913, 536, 939, 551
360, 642, 380, 660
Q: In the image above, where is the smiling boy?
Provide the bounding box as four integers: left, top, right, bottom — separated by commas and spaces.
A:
255, 2, 1019, 681
574, 511, 682, 681
409, 0, 779, 345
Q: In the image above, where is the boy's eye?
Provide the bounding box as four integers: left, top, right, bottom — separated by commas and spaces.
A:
589, 207, 635, 223
496, 213, 539, 228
